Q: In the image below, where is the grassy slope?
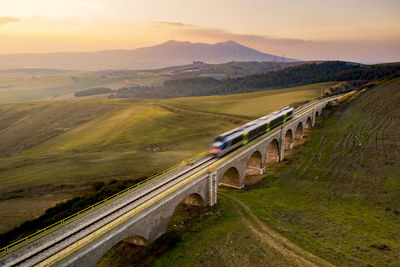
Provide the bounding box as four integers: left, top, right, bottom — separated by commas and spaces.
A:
0, 100, 120, 157
0, 103, 229, 191
150, 78, 400, 266
163, 82, 336, 118
0, 193, 83, 234
1, 83, 325, 192
0, 83, 323, 233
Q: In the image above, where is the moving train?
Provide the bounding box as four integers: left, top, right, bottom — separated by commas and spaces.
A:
210, 106, 294, 157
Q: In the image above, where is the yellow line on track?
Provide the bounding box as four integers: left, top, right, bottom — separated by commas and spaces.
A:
0, 96, 332, 266
0, 150, 208, 258
36, 97, 336, 266
36, 167, 210, 266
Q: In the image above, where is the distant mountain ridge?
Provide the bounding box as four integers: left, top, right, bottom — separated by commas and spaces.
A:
0, 40, 298, 71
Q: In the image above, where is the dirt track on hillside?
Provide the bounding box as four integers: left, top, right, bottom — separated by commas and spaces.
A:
219, 193, 334, 267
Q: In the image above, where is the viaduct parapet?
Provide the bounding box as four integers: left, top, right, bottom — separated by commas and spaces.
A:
0, 96, 337, 267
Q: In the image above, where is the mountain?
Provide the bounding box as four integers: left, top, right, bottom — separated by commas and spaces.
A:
0, 40, 298, 71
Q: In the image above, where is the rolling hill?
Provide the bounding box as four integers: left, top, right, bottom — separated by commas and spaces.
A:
0, 61, 295, 104
0, 40, 297, 71
0, 83, 326, 234
2, 78, 399, 266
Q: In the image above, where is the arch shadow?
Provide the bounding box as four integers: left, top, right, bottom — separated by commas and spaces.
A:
97, 235, 149, 266
244, 151, 263, 185
284, 129, 293, 150
294, 122, 303, 140
305, 117, 312, 129
265, 139, 279, 164
219, 167, 241, 189
168, 193, 206, 230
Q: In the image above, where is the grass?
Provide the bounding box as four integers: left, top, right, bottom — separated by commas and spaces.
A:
0, 100, 120, 157
0, 83, 326, 192
2, 78, 398, 265
0, 83, 326, 233
0, 192, 82, 234
264, 79, 400, 265
153, 201, 295, 267
0, 102, 235, 191
142, 78, 400, 266
163, 82, 335, 117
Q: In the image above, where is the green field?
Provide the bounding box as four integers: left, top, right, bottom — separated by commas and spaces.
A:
0, 100, 121, 157
144, 78, 400, 266
165, 82, 335, 117
0, 83, 325, 233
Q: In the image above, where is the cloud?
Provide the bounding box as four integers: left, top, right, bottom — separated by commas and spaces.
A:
152, 21, 306, 46
152, 21, 194, 28
183, 27, 306, 46
150, 21, 400, 62
0, 16, 20, 26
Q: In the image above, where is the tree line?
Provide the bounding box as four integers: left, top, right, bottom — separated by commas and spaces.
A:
112, 61, 400, 99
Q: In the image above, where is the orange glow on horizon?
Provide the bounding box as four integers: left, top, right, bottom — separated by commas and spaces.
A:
0, 0, 399, 62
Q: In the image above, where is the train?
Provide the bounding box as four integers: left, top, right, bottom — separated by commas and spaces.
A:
210, 106, 294, 157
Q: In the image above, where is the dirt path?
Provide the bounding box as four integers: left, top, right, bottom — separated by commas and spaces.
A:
219, 193, 334, 267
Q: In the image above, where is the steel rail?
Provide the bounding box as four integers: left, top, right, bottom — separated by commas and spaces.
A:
1, 95, 339, 266
34, 96, 339, 266
0, 150, 208, 258
36, 161, 215, 266
6, 157, 216, 267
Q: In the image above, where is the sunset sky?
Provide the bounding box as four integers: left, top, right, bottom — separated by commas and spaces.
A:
1, 0, 399, 63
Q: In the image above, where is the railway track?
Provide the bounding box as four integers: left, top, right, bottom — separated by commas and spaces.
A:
2, 156, 216, 267
0, 95, 340, 266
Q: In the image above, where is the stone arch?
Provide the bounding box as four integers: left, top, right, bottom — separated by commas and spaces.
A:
315, 109, 324, 125
86, 186, 209, 266
219, 167, 241, 188
178, 193, 205, 207
305, 116, 312, 129
123, 235, 149, 246
265, 139, 280, 164
98, 193, 206, 265
284, 129, 294, 150
244, 151, 263, 184
168, 193, 206, 230
97, 235, 149, 265
294, 122, 304, 140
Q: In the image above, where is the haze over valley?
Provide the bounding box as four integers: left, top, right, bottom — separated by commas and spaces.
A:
0, 40, 297, 71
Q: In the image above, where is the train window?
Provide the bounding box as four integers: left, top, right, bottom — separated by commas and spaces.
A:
248, 129, 256, 139
214, 136, 224, 142
271, 118, 280, 128
256, 125, 265, 135
232, 135, 243, 145
248, 124, 264, 140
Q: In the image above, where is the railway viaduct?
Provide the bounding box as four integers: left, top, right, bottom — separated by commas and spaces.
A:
0, 96, 338, 267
